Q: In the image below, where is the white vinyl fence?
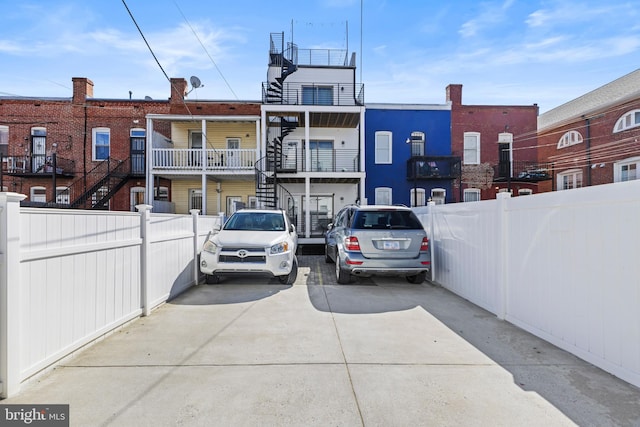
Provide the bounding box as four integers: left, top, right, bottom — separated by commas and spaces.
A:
0, 194, 221, 398
414, 179, 640, 389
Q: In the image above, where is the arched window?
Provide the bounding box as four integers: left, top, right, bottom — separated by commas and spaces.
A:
557, 130, 583, 149
613, 109, 640, 133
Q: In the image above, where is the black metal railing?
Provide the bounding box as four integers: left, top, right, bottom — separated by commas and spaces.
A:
494, 161, 553, 181
275, 148, 360, 173
407, 156, 461, 180
262, 81, 365, 106
1, 154, 75, 176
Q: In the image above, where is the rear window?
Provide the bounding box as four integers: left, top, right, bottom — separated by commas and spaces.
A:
352, 210, 424, 230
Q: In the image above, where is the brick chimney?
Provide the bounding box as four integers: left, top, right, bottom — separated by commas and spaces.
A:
446, 84, 462, 106
170, 78, 188, 104
72, 77, 94, 104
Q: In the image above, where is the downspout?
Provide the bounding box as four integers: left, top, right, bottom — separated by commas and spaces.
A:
83, 104, 88, 193
584, 116, 592, 186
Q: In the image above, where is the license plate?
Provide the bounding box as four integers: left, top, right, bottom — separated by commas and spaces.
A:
383, 241, 400, 250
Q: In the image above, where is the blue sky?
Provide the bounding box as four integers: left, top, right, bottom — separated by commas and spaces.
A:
1, 0, 638, 112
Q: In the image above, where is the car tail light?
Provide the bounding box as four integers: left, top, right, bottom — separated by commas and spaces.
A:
420, 237, 429, 252
344, 236, 360, 252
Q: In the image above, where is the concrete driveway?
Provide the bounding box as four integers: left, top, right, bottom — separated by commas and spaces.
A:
3, 255, 640, 426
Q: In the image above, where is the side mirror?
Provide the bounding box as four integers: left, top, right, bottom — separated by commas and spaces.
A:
289, 224, 296, 233
326, 223, 334, 231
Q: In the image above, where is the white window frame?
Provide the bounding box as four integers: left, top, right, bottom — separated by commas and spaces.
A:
557, 130, 583, 149
410, 188, 426, 207
154, 186, 169, 201
0, 125, 8, 161
374, 187, 392, 205
247, 196, 258, 209
430, 188, 446, 205
463, 188, 481, 202
130, 186, 145, 211
56, 186, 70, 204
374, 131, 392, 164
613, 109, 640, 133
463, 132, 480, 165
92, 127, 110, 161
614, 156, 640, 182
30, 186, 46, 203
557, 169, 583, 191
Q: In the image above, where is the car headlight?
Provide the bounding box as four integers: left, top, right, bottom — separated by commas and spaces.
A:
202, 240, 218, 253
270, 241, 289, 255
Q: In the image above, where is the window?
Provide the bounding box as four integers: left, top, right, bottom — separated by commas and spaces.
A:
30, 186, 46, 203
0, 125, 8, 157
247, 196, 258, 209
409, 131, 425, 156
92, 127, 110, 160
375, 187, 392, 205
92, 186, 109, 208
614, 109, 640, 133
614, 157, 640, 182
130, 187, 145, 210
557, 169, 583, 190
309, 140, 334, 171
226, 196, 242, 215
375, 131, 392, 164
302, 86, 333, 105
189, 189, 203, 213
410, 188, 426, 207
130, 128, 145, 175
431, 188, 446, 205
557, 130, 583, 149
463, 132, 480, 164
463, 188, 481, 202
518, 189, 533, 196
155, 186, 169, 201
56, 187, 70, 204
31, 127, 47, 172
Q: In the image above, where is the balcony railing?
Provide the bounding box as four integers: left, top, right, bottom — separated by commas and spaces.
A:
407, 156, 461, 180
262, 81, 365, 106
276, 148, 360, 173
1, 154, 75, 176
494, 161, 553, 181
151, 149, 257, 171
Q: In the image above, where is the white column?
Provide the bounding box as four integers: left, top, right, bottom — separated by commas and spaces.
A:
428, 201, 436, 282
305, 178, 311, 239
201, 119, 207, 215
496, 191, 511, 320
0, 192, 27, 398
145, 117, 155, 206
136, 204, 153, 316
191, 209, 200, 285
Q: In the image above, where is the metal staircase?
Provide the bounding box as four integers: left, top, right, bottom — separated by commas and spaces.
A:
255, 32, 299, 212
66, 158, 134, 209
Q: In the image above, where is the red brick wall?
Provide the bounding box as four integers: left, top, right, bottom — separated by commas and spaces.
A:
447, 85, 539, 201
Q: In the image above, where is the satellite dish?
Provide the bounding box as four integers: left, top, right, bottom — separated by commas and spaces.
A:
144, 96, 153, 100
190, 76, 202, 89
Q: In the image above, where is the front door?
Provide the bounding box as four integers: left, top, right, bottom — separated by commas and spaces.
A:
31, 129, 46, 172
227, 138, 240, 167
498, 143, 511, 178
283, 141, 298, 170
131, 130, 145, 175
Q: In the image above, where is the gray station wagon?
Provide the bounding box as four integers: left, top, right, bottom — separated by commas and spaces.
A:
324, 205, 431, 284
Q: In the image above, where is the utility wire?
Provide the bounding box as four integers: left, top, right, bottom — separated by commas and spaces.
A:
173, 0, 239, 100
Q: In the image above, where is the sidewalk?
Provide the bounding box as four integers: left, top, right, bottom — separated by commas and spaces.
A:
3, 255, 640, 426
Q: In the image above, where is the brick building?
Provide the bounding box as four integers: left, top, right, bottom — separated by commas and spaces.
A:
0, 77, 170, 210
537, 69, 640, 192
447, 84, 543, 202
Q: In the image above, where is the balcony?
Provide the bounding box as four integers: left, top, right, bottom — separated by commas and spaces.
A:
407, 156, 461, 180
151, 148, 257, 172
1, 154, 75, 177
275, 148, 360, 173
494, 161, 553, 182
262, 81, 365, 106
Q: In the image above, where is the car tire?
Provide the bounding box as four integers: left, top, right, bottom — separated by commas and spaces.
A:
278, 256, 298, 285
324, 244, 333, 263
335, 254, 351, 284
406, 272, 427, 284
205, 274, 220, 284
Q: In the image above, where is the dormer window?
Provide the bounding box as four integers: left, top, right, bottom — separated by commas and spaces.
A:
614, 109, 640, 133
557, 130, 583, 149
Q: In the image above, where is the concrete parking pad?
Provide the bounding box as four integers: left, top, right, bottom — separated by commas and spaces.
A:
3, 256, 640, 426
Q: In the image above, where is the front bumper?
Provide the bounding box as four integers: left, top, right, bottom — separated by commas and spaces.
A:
200, 248, 294, 277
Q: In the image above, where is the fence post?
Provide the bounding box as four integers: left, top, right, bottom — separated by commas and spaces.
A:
136, 204, 153, 317
427, 201, 436, 282
0, 192, 27, 398
191, 209, 200, 285
496, 192, 511, 320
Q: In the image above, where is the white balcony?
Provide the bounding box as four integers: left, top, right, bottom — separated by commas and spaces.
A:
151, 148, 257, 173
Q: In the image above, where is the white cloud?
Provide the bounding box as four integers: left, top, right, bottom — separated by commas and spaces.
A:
459, 0, 516, 38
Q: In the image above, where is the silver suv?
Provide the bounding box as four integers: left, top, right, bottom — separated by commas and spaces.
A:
324, 205, 430, 284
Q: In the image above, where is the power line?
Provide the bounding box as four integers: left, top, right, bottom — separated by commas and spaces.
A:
172, 0, 239, 100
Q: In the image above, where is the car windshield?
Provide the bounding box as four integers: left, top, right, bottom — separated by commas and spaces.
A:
352, 210, 423, 230
223, 212, 285, 231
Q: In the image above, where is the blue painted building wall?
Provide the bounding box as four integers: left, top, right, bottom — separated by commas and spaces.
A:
364, 106, 452, 206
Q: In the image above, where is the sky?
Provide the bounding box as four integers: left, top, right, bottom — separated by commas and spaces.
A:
1, 0, 638, 113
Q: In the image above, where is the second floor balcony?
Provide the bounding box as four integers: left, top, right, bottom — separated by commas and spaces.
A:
263, 82, 365, 106
1, 154, 75, 177
493, 160, 553, 182
151, 148, 256, 173
275, 148, 360, 173
407, 156, 461, 180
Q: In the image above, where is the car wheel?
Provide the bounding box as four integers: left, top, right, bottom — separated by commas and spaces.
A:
406, 272, 427, 284
335, 254, 351, 284
324, 244, 333, 263
278, 256, 298, 285
205, 274, 220, 284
